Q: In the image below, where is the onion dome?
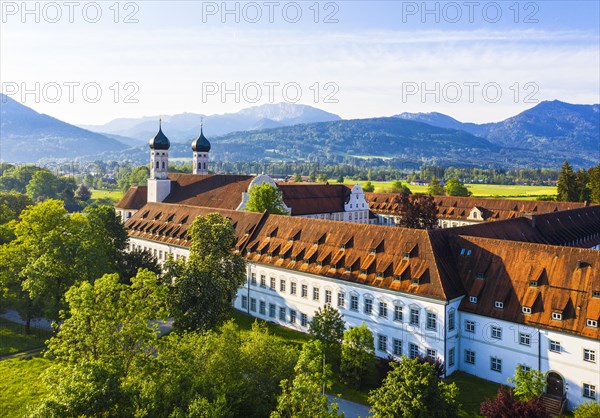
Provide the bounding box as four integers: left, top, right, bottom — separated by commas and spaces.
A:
149, 119, 170, 150
191, 124, 211, 152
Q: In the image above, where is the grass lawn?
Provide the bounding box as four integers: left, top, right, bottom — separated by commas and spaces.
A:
0, 357, 51, 417
231, 309, 311, 347
90, 189, 124, 204
0, 319, 52, 356
446, 372, 500, 417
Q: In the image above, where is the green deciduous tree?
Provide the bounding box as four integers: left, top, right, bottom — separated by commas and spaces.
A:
428, 176, 445, 196
508, 366, 546, 401
245, 183, 289, 215
75, 184, 92, 201
444, 178, 471, 197
589, 163, 600, 203
340, 323, 374, 388
308, 305, 345, 369
271, 340, 343, 418
293, 173, 302, 182
368, 356, 459, 418
389, 180, 411, 194
25, 170, 61, 201
168, 213, 246, 331
363, 181, 375, 193
573, 401, 600, 418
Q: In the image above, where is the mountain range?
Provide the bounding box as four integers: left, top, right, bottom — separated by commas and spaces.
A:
1, 94, 598, 168
80, 103, 342, 145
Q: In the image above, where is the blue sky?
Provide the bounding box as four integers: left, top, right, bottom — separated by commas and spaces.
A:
1, 1, 598, 125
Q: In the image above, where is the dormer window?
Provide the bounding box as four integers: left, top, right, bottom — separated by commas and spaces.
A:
593, 290, 600, 298
402, 252, 410, 260
587, 319, 598, 328
344, 265, 351, 272
313, 240, 319, 245
267, 252, 273, 258
522, 306, 532, 315
340, 244, 346, 250
317, 261, 323, 267
469, 296, 477, 304
551, 312, 562, 321
393, 275, 401, 281
495, 301, 504, 309
376, 272, 384, 278
476, 272, 485, 280
369, 248, 376, 255
360, 269, 367, 275
411, 277, 419, 286
529, 280, 538, 288
291, 256, 297, 262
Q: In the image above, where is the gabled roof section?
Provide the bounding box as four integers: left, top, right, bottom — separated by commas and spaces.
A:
277, 183, 353, 215
452, 235, 600, 339
163, 174, 253, 209
116, 186, 148, 210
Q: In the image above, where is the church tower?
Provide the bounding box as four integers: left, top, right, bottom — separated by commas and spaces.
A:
191, 121, 211, 175
147, 119, 171, 202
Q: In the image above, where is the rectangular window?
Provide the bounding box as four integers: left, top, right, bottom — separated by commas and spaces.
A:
394, 305, 403, 322
519, 333, 531, 346
379, 302, 388, 318
337, 292, 345, 308
522, 306, 531, 314
260, 275, 266, 287
378, 335, 388, 352
426, 312, 437, 330
586, 319, 598, 328
584, 349, 596, 363
409, 343, 419, 359
491, 326, 502, 340
520, 365, 531, 373
251, 273, 257, 286
259, 301, 266, 315
301, 284, 308, 298
465, 349, 475, 365
350, 295, 359, 311
495, 301, 504, 309
241, 295, 248, 309
393, 339, 402, 356
290, 309, 296, 324
250, 298, 256, 312
301, 313, 308, 327
491, 357, 502, 372
325, 290, 332, 305
270, 277, 276, 290
549, 340, 561, 353
469, 296, 477, 304
448, 310, 455, 331
269, 303, 276, 318
290, 282, 297, 295
313, 287, 320, 301
465, 320, 475, 333
583, 384, 596, 399
410, 308, 419, 326
279, 307, 286, 321
426, 349, 436, 359
551, 312, 562, 321
280, 279, 286, 292
364, 298, 373, 314
448, 348, 455, 367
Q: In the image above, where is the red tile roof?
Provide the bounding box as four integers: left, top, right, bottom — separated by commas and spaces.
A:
162, 174, 253, 209
277, 183, 352, 215
116, 186, 148, 210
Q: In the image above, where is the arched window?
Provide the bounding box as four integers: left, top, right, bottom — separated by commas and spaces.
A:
162, 161, 165, 169
155, 161, 159, 168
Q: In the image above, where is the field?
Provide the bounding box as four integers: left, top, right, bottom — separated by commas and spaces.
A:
90, 189, 124, 204
0, 357, 50, 418
0, 319, 52, 357
338, 181, 556, 200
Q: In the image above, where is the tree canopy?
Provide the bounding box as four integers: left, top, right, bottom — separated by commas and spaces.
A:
245, 183, 289, 215
340, 323, 374, 388
444, 178, 471, 197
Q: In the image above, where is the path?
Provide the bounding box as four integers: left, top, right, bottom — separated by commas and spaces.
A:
0, 310, 54, 331
327, 395, 372, 418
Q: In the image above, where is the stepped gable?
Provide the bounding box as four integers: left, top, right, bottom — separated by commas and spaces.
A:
163, 173, 254, 209
116, 186, 148, 210
451, 235, 600, 340
276, 183, 353, 215
125, 202, 266, 249
243, 214, 463, 301
366, 192, 588, 222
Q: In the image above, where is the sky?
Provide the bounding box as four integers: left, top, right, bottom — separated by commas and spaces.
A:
1, 0, 599, 125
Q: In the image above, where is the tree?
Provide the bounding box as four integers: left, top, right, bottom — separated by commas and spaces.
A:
368, 356, 459, 418
0, 191, 33, 216
428, 176, 445, 195
445, 178, 471, 197
573, 401, 600, 418
574, 169, 591, 202
293, 173, 302, 182
308, 305, 345, 368
557, 161, 578, 202
84, 205, 129, 277
589, 163, 600, 203
30, 270, 169, 417
317, 174, 329, 183
309, 173, 317, 182
245, 183, 289, 215
480, 387, 548, 418
389, 180, 411, 194
336, 175, 344, 184
271, 340, 343, 418
363, 181, 375, 193
75, 184, 92, 201
168, 213, 246, 331
508, 366, 546, 401
396, 192, 438, 229
340, 323, 374, 388
118, 247, 161, 284
25, 170, 60, 201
